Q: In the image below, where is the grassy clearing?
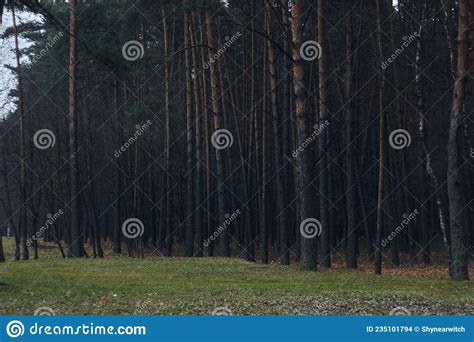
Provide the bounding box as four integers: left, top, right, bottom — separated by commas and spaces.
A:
0, 242, 472, 315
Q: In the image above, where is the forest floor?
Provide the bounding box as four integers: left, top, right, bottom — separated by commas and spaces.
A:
0, 239, 472, 315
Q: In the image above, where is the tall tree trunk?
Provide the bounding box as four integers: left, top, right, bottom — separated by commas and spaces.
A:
85, 96, 103, 258
205, 11, 230, 257
344, 6, 357, 269
1, 132, 19, 260
113, 78, 122, 255
374, 0, 386, 275
184, 11, 195, 257
198, 12, 213, 257
162, 6, 173, 257
260, 33, 269, 264
388, 5, 401, 267
448, 0, 470, 281
318, 0, 331, 268
190, 12, 203, 257
11, 5, 28, 261
414, 17, 436, 266
265, 1, 289, 265
68, 0, 83, 258
292, 0, 317, 271
280, 0, 294, 257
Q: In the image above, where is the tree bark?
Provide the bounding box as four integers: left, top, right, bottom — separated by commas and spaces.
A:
205, 10, 230, 257
448, 0, 470, 281
265, 1, 289, 265
68, 0, 83, 258
162, 6, 173, 257
184, 11, 195, 257
198, 12, 214, 257
374, 0, 386, 275
190, 12, 203, 257
11, 5, 28, 261
260, 31, 269, 264
344, 6, 358, 269
317, 0, 331, 268
292, 0, 317, 271
113, 77, 122, 255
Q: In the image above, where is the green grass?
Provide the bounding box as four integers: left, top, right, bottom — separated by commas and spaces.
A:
0, 248, 472, 315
